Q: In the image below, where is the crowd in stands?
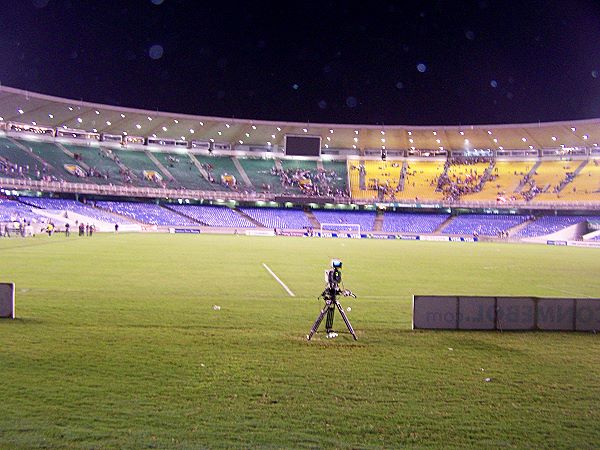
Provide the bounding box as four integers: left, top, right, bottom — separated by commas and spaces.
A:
269, 166, 349, 197
436, 157, 496, 202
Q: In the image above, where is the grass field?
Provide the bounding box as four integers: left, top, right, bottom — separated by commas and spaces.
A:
1, 233, 600, 449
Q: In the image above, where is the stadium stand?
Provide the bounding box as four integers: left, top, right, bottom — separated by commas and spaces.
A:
60, 143, 126, 185
166, 204, 256, 228
16, 138, 88, 183
321, 160, 349, 195
109, 149, 165, 187
441, 214, 528, 236
240, 207, 312, 229
236, 158, 283, 193
312, 209, 376, 232
0, 137, 42, 179
151, 151, 215, 190
94, 201, 199, 226
557, 159, 600, 201
19, 197, 135, 224
381, 212, 449, 234
395, 160, 446, 201
194, 155, 244, 191
513, 216, 595, 238
522, 160, 575, 201
348, 160, 402, 200
0, 198, 47, 223
462, 160, 535, 201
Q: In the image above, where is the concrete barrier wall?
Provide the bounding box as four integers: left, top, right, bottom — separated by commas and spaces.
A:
413, 295, 600, 331
0, 283, 15, 319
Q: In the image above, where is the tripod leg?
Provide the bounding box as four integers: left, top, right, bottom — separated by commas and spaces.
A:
307, 302, 329, 340
325, 305, 335, 332
335, 301, 358, 340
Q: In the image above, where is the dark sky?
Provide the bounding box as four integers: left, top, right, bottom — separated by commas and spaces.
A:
2, 0, 600, 126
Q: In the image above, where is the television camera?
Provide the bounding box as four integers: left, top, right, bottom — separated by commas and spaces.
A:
307, 259, 357, 340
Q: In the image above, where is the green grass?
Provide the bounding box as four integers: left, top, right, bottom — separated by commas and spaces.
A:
1, 234, 600, 449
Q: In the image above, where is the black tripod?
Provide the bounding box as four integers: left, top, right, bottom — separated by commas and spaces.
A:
307, 282, 357, 340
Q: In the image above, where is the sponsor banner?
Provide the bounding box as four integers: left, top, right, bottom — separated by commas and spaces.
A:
413, 295, 600, 331
547, 240, 568, 246
567, 240, 600, 248
246, 229, 276, 237
449, 236, 478, 242
419, 235, 450, 242
399, 235, 420, 240
315, 231, 361, 239
279, 230, 306, 237
170, 228, 201, 234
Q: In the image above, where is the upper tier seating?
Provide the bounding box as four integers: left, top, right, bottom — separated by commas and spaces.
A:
194, 155, 244, 191
349, 160, 403, 200
152, 152, 215, 190
109, 149, 164, 187
94, 201, 198, 226
524, 161, 576, 201
442, 214, 528, 236
19, 197, 135, 224
463, 161, 534, 201
17, 139, 88, 183
166, 204, 255, 228
396, 161, 446, 201
513, 216, 594, 238
240, 207, 311, 229
321, 160, 349, 194
556, 160, 600, 201
61, 143, 124, 184
312, 209, 376, 232
382, 213, 449, 234
236, 158, 284, 193
0, 138, 44, 179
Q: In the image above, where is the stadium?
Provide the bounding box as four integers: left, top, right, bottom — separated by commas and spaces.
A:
2, 2, 600, 449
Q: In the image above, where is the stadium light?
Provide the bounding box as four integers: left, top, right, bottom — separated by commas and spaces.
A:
409, 138, 414, 143
218, 131, 222, 135
329, 129, 333, 133
381, 138, 386, 143
436, 139, 441, 144
493, 138, 498, 143
267, 141, 271, 146
352, 145, 356, 149
277, 127, 282, 131
245, 133, 250, 137
48, 114, 54, 118
487, 130, 492, 135
189, 129, 194, 133
120, 114, 125, 118
209, 138, 214, 142
353, 137, 358, 142
303, 128, 308, 133
583, 135, 589, 140
433, 131, 437, 135
148, 116, 153, 121
522, 137, 527, 142
95, 110, 100, 115
271, 134, 275, 139
18, 109, 24, 114
136, 124, 141, 129
77, 118, 83, 123
381, 130, 385, 135
326, 137, 331, 141
162, 126, 167, 131
407, 131, 412, 136
106, 121, 111, 125
252, 125, 257, 130
68, 106, 73, 111
226, 124, 230, 128
32, 121, 37, 125
199, 121, 204, 126
551, 136, 557, 141
571, 127, 576, 131
354, 130, 359, 134
459, 131, 464, 135
239, 140, 243, 144
174, 119, 179, 123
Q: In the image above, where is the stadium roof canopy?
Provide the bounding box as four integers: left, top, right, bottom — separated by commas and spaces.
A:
0, 85, 598, 153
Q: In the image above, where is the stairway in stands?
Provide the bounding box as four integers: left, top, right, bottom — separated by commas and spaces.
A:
373, 210, 384, 231
433, 215, 455, 234
234, 208, 265, 227
515, 161, 541, 193
304, 209, 321, 228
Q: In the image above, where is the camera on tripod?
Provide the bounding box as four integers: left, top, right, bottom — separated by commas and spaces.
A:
307, 259, 358, 340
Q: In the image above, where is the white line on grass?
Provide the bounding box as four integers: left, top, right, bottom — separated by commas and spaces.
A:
262, 263, 295, 297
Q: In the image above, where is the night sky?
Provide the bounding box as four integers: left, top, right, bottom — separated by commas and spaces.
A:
2, 0, 600, 126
